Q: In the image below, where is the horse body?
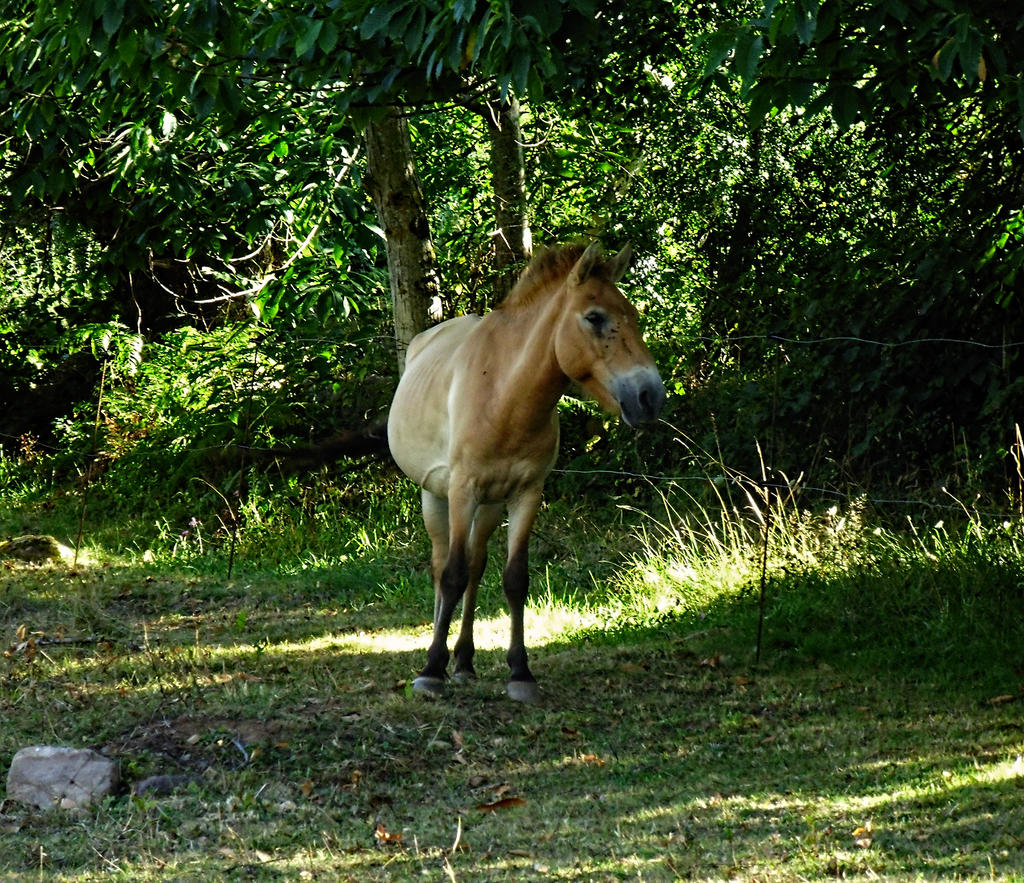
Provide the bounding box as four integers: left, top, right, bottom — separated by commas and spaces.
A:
386, 242, 665, 702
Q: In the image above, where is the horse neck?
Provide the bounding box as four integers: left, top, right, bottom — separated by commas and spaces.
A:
495, 285, 571, 429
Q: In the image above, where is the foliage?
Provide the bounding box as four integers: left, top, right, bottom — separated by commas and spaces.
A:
3, 0, 1024, 499
703, 0, 1024, 136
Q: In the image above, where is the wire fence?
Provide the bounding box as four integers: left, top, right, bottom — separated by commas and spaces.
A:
3, 329, 1023, 542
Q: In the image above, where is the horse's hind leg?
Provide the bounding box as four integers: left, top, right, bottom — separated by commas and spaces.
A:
414, 490, 451, 698
503, 489, 542, 704
414, 487, 475, 698
421, 490, 449, 627
452, 502, 503, 683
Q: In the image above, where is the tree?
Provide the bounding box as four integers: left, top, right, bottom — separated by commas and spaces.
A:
365, 108, 440, 374
0, 0, 621, 366
486, 96, 532, 297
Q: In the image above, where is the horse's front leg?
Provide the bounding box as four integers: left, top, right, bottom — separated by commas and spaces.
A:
413, 489, 475, 698
503, 488, 543, 704
452, 502, 504, 682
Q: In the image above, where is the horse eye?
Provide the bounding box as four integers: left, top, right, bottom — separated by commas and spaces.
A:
584, 310, 606, 330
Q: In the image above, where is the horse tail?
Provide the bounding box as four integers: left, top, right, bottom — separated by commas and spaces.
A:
238, 419, 392, 470
297, 420, 391, 464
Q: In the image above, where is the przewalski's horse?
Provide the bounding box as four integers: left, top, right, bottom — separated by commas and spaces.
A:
387, 242, 666, 702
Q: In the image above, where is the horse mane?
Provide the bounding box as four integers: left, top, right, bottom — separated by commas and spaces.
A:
498, 244, 590, 310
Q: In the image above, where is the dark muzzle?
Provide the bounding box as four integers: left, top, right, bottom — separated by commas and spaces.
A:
612, 367, 667, 427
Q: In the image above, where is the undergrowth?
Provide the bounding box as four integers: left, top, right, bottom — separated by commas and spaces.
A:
609, 479, 1024, 695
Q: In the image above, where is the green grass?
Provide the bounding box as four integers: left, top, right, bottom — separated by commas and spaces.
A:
1, 472, 1023, 881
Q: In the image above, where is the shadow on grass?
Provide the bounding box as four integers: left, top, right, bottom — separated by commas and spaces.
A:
2, 552, 1023, 880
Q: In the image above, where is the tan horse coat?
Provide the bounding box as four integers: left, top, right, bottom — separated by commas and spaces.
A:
387, 242, 665, 701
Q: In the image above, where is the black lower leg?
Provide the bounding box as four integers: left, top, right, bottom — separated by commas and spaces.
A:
506, 644, 534, 684
419, 554, 467, 681
453, 635, 476, 677
503, 546, 534, 684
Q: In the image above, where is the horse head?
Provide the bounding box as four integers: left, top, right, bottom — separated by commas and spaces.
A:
554, 242, 667, 427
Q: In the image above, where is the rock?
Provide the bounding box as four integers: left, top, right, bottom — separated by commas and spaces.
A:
6, 746, 120, 810
0, 535, 64, 564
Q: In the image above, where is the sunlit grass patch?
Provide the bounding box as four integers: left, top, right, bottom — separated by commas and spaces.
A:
3, 474, 1024, 881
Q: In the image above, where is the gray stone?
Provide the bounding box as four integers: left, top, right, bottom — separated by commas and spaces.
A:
0, 534, 63, 564
6, 746, 120, 810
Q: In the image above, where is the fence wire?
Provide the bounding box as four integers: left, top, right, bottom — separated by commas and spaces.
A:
3, 330, 1023, 531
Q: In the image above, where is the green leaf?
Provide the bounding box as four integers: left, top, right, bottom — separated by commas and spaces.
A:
102, 0, 125, 37
794, 0, 818, 45
933, 38, 955, 80
732, 31, 763, 96
1017, 82, 1024, 144
74, 7, 94, 47
702, 29, 736, 79
295, 18, 323, 58
747, 80, 776, 123
831, 84, 859, 129
957, 27, 982, 84
405, 6, 426, 56
360, 2, 403, 40
318, 20, 339, 53
511, 48, 531, 94
117, 30, 137, 65
218, 78, 242, 119
520, 0, 563, 34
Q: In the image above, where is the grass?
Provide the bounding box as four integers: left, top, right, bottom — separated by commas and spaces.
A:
1, 469, 1024, 881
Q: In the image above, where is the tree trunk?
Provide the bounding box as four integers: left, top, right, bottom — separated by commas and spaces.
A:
365, 108, 439, 375
486, 96, 531, 299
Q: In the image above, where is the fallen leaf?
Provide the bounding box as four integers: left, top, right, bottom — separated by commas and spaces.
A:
561, 727, 580, 739
374, 822, 403, 844
988, 694, 1016, 705
300, 779, 314, 797
853, 821, 873, 849
580, 753, 606, 767
476, 796, 526, 812
699, 654, 722, 668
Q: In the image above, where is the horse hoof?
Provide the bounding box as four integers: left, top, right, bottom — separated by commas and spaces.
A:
506, 680, 539, 704
451, 669, 476, 685
412, 676, 446, 699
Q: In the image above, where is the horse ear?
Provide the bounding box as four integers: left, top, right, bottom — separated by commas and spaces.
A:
569, 241, 603, 286
606, 243, 632, 282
